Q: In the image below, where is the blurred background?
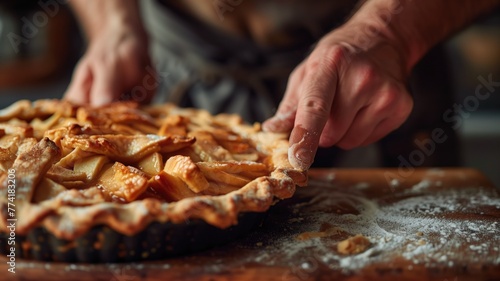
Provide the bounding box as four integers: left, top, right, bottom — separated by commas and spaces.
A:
0, 2, 499, 187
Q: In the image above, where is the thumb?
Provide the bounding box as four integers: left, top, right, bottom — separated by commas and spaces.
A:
90, 64, 122, 107
64, 62, 92, 105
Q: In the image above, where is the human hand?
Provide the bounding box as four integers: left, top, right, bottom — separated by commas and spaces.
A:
64, 23, 154, 106
262, 23, 414, 170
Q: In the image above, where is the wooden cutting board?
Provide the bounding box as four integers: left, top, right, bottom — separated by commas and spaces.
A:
1, 168, 499, 281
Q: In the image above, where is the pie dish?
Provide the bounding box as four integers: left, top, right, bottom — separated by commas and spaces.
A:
0, 99, 307, 262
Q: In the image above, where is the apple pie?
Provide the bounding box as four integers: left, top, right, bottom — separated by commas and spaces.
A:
0, 99, 307, 262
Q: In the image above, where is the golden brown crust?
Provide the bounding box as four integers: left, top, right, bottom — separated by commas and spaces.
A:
0, 99, 307, 240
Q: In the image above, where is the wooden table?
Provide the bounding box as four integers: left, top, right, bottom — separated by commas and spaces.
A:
1, 168, 499, 281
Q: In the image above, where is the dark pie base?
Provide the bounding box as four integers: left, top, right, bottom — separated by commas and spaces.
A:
0, 211, 266, 263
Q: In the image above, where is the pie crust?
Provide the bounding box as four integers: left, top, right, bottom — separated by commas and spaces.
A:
0, 100, 307, 246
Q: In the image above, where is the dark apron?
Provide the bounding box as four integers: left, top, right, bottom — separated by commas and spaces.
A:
140, 0, 319, 122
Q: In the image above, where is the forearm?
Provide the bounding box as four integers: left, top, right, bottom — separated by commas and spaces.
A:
348, 0, 500, 72
69, 0, 146, 41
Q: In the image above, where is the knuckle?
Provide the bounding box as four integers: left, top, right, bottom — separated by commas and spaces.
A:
305, 58, 321, 74
379, 88, 399, 109
290, 64, 304, 79
376, 86, 413, 120
373, 84, 402, 112
97, 53, 120, 68
308, 45, 344, 74
322, 45, 347, 66
352, 65, 377, 93
299, 95, 331, 117
92, 58, 109, 70
359, 65, 377, 85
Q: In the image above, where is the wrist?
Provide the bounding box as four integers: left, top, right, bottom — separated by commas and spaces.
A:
72, 0, 147, 42
102, 15, 147, 41
344, 7, 417, 74
346, 0, 500, 73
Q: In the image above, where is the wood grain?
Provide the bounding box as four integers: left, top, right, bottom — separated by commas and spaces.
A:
1, 168, 499, 281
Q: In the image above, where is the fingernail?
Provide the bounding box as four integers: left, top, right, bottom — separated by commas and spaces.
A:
289, 147, 313, 170
288, 125, 319, 170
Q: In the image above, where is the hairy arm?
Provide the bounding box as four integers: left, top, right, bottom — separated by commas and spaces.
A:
353, 0, 500, 71
65, 0, 152, 106
263, 0, 500, 170
70, 0, 145, 41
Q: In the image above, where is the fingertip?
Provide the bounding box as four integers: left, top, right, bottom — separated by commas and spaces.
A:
64, 63, 92, 105
91, 93, 114, 107
287, 125, 319, 171
90, 69, 120, 107
90, 83, 115, 107
288, 146, 313, 171
64, 85, 89, 106
63, 90, 86, 105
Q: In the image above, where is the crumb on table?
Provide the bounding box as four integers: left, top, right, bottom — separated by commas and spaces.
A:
337, 234, 371, 255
